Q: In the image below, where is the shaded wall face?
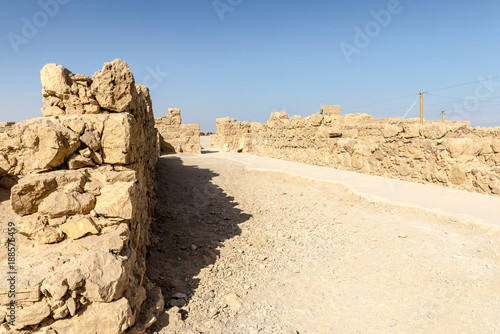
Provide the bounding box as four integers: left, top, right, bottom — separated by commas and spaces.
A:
155, 120, 201, 154
0, 60, 163, 333
213, 113, 500, 196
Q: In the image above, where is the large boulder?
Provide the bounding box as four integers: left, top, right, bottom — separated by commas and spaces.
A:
40, 64, 73, 98
91, 59, 138, 112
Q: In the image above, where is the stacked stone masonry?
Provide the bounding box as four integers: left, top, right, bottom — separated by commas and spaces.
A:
0, 60, 164, 333
155, 108, 201, 154
212, 106, 500, 196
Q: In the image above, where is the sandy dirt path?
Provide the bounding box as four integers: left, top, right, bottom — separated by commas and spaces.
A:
147, 145, 500, 334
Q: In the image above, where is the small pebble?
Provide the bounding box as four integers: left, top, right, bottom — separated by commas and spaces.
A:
173, 292, 187, 299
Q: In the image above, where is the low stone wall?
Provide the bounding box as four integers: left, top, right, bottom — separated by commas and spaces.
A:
0, 60, 163, 333
155, 108, 201, 154
213, 107, 500, 196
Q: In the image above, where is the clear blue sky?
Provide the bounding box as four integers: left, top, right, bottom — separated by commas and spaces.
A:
1, 0, 500, 131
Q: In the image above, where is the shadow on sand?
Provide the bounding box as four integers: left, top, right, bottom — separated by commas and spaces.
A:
146, 156, 251, 330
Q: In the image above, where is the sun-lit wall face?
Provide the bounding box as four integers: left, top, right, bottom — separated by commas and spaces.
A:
214, 110, 500, 197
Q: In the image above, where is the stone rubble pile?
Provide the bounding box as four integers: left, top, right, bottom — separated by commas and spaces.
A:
155, 108, 201, 154
212, 106, 500, 196
0, 60, 163, 333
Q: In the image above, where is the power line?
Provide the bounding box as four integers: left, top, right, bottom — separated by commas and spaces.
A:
424, 75, 500, 93
343, 75, 500, 114
346, 93, 418, 112
426, 93, 465, 100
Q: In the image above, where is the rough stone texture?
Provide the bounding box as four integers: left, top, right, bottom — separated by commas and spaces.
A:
60, 217, 100, 240
155, 108, 201, 154
0, 60, 162, 333
212, 107, 500, 196
91, 59, 138, 113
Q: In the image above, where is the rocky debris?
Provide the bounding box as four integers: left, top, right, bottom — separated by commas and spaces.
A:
155, 108, 201, 154
212, 108, 500, 196
0, 60, 162, 333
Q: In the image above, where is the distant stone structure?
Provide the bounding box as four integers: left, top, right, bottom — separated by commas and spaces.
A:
155, 108, 201, 154
0, 60, 163, 333
0, 122, 14, 134
212, 106, 500, 196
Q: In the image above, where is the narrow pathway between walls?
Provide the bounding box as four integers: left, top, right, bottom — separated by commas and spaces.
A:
146, 138, 500, 334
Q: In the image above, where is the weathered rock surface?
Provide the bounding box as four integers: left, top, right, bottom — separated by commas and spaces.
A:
0, 60, 162, 333
91, 59, 138, 113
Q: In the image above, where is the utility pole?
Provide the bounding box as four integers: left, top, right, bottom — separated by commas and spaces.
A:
420, 91, 423, 124
441, 110, 445, 123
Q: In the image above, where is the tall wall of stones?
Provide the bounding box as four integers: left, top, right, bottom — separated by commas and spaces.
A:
213, 107, 500, 196
0, 60, 163, 333
155, 108, 201, 154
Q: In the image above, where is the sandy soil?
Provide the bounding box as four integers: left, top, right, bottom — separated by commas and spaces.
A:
146, 148, 500, 334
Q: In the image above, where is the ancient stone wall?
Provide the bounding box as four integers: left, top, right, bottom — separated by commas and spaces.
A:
0, 123, 14, 134
213, 107, 500, 196
155, 108, 201, 154
0, 60, 163, 333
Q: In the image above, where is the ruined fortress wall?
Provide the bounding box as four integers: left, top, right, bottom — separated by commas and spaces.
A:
155, 108, 201, 154
211, 117, 252, 153
213, 108, 500, 196
0, 60, 163, 333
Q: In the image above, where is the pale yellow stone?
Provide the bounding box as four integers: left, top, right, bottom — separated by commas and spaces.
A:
60, 217, 99, 240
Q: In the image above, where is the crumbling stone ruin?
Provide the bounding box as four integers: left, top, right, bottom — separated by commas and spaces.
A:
155, 108, 201, 154
212, 106, 500, 196
0, 60, 163, 333
0, 123, 14, 135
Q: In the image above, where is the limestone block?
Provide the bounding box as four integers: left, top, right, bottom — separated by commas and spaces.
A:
11, 300, 51, 330
63, 94, 85, 114
102, 113, 133, 164
491, 140, 500, 153
38, 191, 95, 218
91, 59, 138, 112
434, 171, 448, 183
40, 64, 72, 98
84, 103, 100, 114
10, 118, 81, 172
309, 114, 323, 126
67, 152, 96, 170
53, 304, 69, 319
94, 182, 135, 220
322, 105, 341, 116
11, 174, 58, 215
405, 143, 424, 159
419, 124, 447, 139
40, 274, 69, 301
61, 217, 100, 240
41, 106, 65, 117
270, 110, 288, 120
166, 108, 182, 124
450, 165, 466, 185
35, 225, 64, 244
48, 298, 133, 334
402, 123, 420, 138
81, 251, 127, 302
80, 116, 105, 151
399, 164, 412, 176
381, 125, 402, 138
